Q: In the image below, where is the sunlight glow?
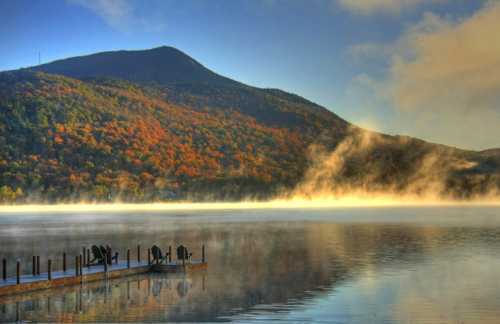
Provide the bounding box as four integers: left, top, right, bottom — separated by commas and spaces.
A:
0, 196, 499, 213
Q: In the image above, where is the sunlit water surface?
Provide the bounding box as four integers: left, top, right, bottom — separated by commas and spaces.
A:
0, 207, 500, 323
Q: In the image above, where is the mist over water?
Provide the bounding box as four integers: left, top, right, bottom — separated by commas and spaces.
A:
1, 207, 500, 322
287, 128, 500, 203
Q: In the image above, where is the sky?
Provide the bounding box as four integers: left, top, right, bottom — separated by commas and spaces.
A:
0, 0, 498, 150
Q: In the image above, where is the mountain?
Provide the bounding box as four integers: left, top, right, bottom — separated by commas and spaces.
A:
31, 46, 236, 87
0, 46, 498, 203
30, 46, 348, 136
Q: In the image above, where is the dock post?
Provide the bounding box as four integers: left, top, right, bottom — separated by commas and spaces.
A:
32, 256, 36, 276
2, 259, 6, 280
202, 245, 205, 263
48, 259, 52, 280
87, 249, 90, 267
137, 245, 141, 263
147, 248, 151, 265
36, 256, 40, 275
106, 246, 112, 266
168, 246, 172, 263
75, 256, 79, 276
82, 248, 86, 267
16, 260, 20, 284
63, 253, 66, 272
79, 255, 83, 276
115, 252, 118, 264
127, 249, 130, 268
104, 258, 108, 273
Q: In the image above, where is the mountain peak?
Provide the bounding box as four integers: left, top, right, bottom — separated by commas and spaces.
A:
30, 46, 235, 86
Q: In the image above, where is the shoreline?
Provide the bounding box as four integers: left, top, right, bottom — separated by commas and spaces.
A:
0, 199, 500, 213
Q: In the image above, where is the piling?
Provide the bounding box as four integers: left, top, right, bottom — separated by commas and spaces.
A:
16, 260, 20, 285
202, 245, 206, 263
48, 259, 52, 280
147, 248, 151, 265
2, 259, 6, 280
82, 248, 86, 267
137, 245, 141, 263
32, 256, 36, 276
36, 256, 40, 275
115, 252, 118, 264
127, 249, 130, 268
168, 246, 172, 263
103, 259, 108, 273
87, 249, 90, 267
107, 246, 112, 265
63, 253, 66, 272
75, 256, 79, 277
79, 255, 83, 276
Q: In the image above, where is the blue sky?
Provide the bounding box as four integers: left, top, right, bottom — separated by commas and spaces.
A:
1, 0, 498, 150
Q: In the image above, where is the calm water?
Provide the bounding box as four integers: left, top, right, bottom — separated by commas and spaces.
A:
1, 207, 500, 323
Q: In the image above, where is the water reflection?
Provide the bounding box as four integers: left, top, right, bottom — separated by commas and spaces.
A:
0, 273, 202, 322
0, 208, 499, 322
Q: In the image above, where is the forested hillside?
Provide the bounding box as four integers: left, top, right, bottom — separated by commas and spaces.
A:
0, 47, 498, 203
0, 71, 315, 202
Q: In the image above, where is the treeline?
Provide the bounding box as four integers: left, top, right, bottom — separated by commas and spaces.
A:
0, 71, 309, 203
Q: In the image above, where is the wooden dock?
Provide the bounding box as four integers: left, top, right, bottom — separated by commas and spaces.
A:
0, 245, 207, 297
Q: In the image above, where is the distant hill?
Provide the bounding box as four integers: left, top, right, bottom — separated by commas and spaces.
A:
0, 46, 498, 203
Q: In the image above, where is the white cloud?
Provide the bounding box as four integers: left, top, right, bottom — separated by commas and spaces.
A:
66, 0, 167, 32
349, 1, 500, 149
337, 0, 443, 15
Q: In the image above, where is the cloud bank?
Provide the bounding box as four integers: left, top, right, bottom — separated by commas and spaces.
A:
350, 1, 500, 149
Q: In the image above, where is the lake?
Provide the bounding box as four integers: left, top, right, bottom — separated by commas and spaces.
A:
0, 206, 500, 322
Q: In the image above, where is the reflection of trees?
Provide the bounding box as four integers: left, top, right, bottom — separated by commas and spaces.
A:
2, 221, 500, 322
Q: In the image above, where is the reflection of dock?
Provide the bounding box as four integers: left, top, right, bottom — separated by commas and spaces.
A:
151, 260, 208, 273
0, 245, 207, 297
0, 273, 206, 322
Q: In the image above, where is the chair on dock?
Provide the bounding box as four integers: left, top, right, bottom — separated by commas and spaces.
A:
151, 245, 167, 264
176, 245, 192, 262
89, 245, 106, 265
99, 245, 107, 260
88, 245, 118, 265
102, 245, 118, 264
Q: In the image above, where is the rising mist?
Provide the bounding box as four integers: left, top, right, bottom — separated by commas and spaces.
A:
285, 127, 500, 203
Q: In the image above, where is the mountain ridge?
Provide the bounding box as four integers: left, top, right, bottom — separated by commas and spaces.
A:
0, 46, 498, 203
29, 46, 239, 87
